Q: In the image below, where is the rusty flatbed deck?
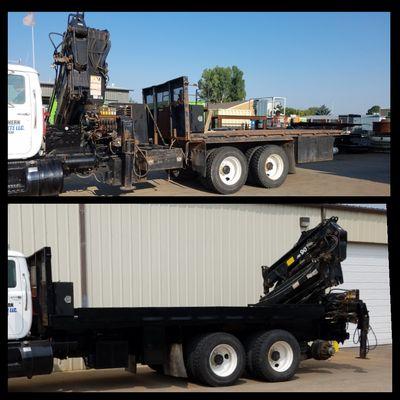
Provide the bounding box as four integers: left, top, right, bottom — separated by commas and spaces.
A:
188, 129, 347, 144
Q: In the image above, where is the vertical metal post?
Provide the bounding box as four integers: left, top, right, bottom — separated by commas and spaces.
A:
31, 25, 36, 69
183, 77, 191, 139
79, 204, 88, 307
153, 87, 158, 145
358, 302, 369, 359
120, 118, 134, 190
321, 205, 326, 221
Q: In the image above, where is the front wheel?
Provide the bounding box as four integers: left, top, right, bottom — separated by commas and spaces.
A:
204, 147, 248, 195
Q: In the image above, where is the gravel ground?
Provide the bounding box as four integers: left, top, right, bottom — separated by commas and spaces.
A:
60, 152, 390, 197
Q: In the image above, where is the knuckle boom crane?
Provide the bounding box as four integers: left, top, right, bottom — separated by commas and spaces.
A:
255, 216, 370, 359
9, 12, 184, 196
8, 12, 353, 196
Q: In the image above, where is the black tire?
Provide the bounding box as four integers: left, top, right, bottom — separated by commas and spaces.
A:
243, 331, 264, 376
204, 147, 248, 195
250, 145, 289, 188
248, 329, 300, 382
148, 364, 163, 374
186, 332, 245, 387
199, 148, 220, 191
244, 146, 261, 184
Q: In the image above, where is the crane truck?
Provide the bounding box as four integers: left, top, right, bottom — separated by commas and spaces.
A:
8, 217, 370, 387
8, 12, 351, 196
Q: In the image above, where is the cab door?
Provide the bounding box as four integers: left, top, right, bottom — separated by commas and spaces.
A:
8, 71, 33, 158
8, 257, 24, 340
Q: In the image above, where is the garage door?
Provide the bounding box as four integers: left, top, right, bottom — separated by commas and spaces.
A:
338, 243, 391, 348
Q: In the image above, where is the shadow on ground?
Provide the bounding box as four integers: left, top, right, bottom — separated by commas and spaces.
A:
8, 370, 249, 392
298, 153, 390, 184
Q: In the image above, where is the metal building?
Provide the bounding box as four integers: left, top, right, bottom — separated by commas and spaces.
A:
40, 82, 131, 108
7, 204, 390, 371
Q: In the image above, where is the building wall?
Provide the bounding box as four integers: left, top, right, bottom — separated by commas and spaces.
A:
7, 203, 388, 370
324, 207, 387, 244
39, 83, 129, 106
83, 204, 321, 308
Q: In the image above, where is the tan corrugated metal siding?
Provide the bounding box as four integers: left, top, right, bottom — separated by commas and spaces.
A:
84, 204, 321, 307
8, 203, 388, 371
325, 207, 387, 244
7, 204, 83, 372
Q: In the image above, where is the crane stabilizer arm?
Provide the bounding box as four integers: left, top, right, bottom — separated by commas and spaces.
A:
255, 217, 370, 359
48, 12, 111, 127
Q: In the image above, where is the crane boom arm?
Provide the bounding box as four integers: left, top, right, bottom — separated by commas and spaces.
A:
48, 12, 111, 127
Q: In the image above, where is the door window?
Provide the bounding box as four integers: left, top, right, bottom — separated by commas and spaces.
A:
8, 74, 26, 105
8, 260, 17, 288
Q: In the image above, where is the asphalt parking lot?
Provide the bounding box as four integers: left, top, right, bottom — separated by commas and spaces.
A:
61, 152, 390, 197
8, 345, 392, 392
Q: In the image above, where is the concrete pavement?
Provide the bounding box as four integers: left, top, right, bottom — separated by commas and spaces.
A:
8, 345, 392, 392
60, 153, 390, 197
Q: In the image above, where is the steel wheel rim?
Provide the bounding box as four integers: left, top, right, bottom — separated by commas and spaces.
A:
209, 344, 238, 377
265, 154, 284, 180
219, 156, 242, 186
267, 341, 294, 372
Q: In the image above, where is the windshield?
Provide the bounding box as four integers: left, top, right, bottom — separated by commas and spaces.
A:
8, 74, 26, 105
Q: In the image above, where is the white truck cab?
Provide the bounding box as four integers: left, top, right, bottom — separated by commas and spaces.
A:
8, 250, 32, 341
8, 64, 44, 160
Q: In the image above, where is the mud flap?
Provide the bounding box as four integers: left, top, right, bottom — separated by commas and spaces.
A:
296, 136, 335, 163
164, 343, 188, 378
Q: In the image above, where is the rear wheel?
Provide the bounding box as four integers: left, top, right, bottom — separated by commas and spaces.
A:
203, 147, 248, 195
186, 332, 245, 386
250, 145, 289, 188
244, 146, 261, 184
247, 329, 300, 382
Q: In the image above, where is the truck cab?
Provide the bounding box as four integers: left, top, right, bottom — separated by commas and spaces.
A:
8, 64, 43, 160
8, 250, 32, 341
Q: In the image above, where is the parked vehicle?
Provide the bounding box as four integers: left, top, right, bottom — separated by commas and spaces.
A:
8, 12, 351, 196
8, 217, 370, 386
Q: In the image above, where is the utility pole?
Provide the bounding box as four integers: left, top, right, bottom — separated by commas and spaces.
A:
23, 12, 36, 69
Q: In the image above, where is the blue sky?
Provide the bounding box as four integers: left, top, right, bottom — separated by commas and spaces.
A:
8, 12, 390, 114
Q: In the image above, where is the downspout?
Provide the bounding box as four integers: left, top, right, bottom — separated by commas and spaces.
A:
321, 205, 326, 221
79, 204, 88, 307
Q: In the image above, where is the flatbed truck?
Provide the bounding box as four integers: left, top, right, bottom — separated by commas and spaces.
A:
8, 12, 351, 196
8, 217, 370, 387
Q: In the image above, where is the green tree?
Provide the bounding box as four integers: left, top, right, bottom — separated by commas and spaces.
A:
315, 104, 331, 115
285, 105, 331, 117
367, 105, 381, 115
285, 107, 299, 116
229, 66, 246, 102
198, 66, 246, 103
